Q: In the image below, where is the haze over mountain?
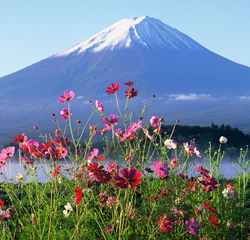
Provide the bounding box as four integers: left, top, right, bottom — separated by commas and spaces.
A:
1, 15, 250, 142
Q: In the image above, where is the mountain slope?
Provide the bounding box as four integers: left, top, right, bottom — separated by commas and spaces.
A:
0, 15, 250, 141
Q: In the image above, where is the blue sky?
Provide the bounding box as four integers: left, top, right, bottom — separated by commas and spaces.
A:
1, 0, 250, 77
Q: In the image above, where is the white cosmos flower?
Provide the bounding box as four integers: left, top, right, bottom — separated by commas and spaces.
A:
219, 136, 227, 143
164, 139, 177, 149
222, 188, 234, 199
63, 202, 73, 217
14, 173, 24, 181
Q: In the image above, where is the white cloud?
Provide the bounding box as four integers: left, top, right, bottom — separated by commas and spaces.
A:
237, 96, 250, 100
167, 93, 213, 101
77, 96, 84, 99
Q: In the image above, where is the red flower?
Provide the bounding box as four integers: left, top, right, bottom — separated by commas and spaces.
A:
95, 170, 112, 184
210, 216, 220, 228
200, 176, 219, 192
226, 182, 236, 191
74, 187, 83, 206
106, 83, 121, 94
114, 168, 142, 189
52, 165, 62, 179
13, 133, 27, 147
125, 88, 138, 99
196, 164, 209, 177
41, 140, 53, 153
0, 198, 5, 208
202, 201, 218, 214
157, 214, 174, 233
124, 81, 134, 86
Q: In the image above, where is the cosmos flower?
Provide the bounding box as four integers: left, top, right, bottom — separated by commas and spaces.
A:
106, 83, 121, 94
210, 216, 220, 228
63, 202, 73, 217
126, 121, 142, 133
52, 165, 62, 179
153, 160, 170, 178
219, 136, 227, 143
125, 88, 138, 99
142, 128, 154, 141
150, 116, 160, 128
164, 139, 177, 149
101, 114, 119, 128
185, 218, 201, 235
124, 81, 134, 86
170, 158, 180, 168
196, 164, 209, 177
0, 146, 15, 160
95, 100, 104, 112
58, 91, 75, 103
157, 214, 174, 233
74, 187, 83, 206
114, 168, 142, 189
60, 108, 72, 120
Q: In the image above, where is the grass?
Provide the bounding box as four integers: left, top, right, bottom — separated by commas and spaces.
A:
0, 83, 250, 239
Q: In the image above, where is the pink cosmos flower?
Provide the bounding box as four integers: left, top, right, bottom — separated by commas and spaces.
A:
142, 128, 154, 141
95, 100, 104, 112
0, 157, 6, 169
60, 108, 72, 120
153, 127, 162, 135
23, 140, 43, 158
153, 160, 170, 178
0, 146, 15, 160
184, 142, 201, 158
54, 137, 71, 147
113, 168, 142, 189
97, 127, 111, 134
106, 83, 121, 94
185, 218, 201, 235
45, 146, 63, 161
101, 114, 119, 128
150, 116, 160, 128
125, 149, 134, 166
106, 162, 120, 177
58, 90, 75, 103
127, 121, 142, 133
170, 158, 180, 168
125, 88, 138, 99
114, 128, 125, 138
21, 157, 34, 166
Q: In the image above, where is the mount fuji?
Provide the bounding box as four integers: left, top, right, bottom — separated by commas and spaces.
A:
1, 15, 250, 142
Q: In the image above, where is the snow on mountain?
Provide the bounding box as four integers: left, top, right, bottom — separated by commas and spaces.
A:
55, 15, 202, 57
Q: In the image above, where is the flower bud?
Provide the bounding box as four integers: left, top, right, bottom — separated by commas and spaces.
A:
33, 126, 38, 130
219, 136, 227, 143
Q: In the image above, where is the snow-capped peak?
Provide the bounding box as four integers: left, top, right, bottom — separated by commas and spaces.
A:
55, 16, 202, 57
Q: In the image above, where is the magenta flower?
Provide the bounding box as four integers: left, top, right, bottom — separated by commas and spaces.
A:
58, 91, 75, 103
184, 142, 201, 158
127, 121, 142, 133
101, 114, 119, 128
95, 100, 104, 112
60, 108, 72, 120
150, 116, 160, 128
114, 128, 125, 138
113, 168, 142, 189
185, 218, 201, 235
142, 128, 154, 141
153, 160, 170, 178
106, 83, 121, 94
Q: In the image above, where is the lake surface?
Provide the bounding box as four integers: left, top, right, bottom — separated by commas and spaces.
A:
1, 158, 250, 183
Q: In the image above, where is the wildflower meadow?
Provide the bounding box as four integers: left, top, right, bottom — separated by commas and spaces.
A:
0, 82, 250, 239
